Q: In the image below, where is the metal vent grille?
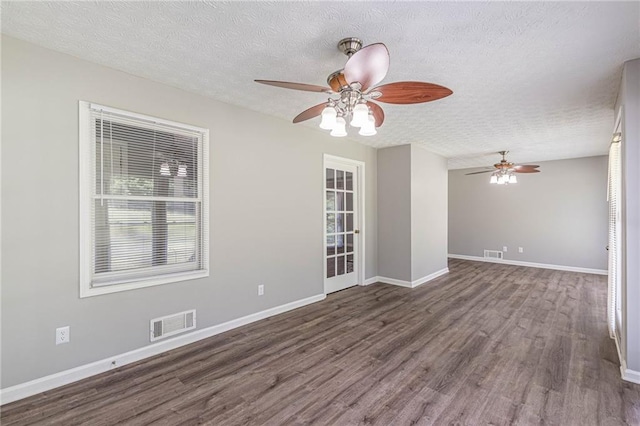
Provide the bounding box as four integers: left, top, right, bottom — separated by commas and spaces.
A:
150, 309, 196, 341
484, 250, 504, 259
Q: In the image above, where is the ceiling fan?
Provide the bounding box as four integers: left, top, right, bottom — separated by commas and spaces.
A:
255, 37, 453, 137
466, 151, 540, 184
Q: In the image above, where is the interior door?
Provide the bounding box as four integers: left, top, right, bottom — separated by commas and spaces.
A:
324, 160, 359, 293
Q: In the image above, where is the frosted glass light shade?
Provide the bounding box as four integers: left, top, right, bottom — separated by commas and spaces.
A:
350, 103, 369, 127
160, 162, 171, 176
490, 175, 498, 184
319, 106, 337, 130
359, 115, 377, 136
508, 174, 517, 184
177, 164, 187, 177
497, 175, 506, 185
330, 117, 347, 137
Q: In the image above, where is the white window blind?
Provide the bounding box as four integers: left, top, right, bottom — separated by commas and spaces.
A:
79, 102, 209, 296
607, 134, 621, 338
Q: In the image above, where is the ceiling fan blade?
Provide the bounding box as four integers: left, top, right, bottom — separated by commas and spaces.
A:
514, 168, 541, 173
292, 103, 327, 123
255, 80, 332, 93
343, 43, 390, 91
371, 81, 453, 104
465, 170, 494, 175
366, 101, 385, 127
514, 164, 540, 169
513, 165, 540, 173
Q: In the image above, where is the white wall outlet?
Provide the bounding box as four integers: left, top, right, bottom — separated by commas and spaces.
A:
56, 326, 70, 345
518, 247, 524, 253
258, 284, 264, 296
503, 246, 508, 252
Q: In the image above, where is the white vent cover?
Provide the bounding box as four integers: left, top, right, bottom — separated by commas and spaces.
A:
484, 250, 504, 259
150, 309, 196, 342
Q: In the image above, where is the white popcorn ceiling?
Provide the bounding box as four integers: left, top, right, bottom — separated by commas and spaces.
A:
2, 1, 638, 169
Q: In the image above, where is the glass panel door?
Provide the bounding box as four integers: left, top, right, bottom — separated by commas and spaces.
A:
324, 159, 359, 293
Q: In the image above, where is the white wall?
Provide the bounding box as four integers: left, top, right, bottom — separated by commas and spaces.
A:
0, 36, 378, 388
616, 58, 640, 374
449, 156, 608, 271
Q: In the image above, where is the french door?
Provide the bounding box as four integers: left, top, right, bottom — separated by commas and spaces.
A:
324, 156, 363, 293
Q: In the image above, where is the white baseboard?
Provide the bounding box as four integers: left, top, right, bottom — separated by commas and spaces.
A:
361, 276, 379, 286
621, 360, 640, 384
448, 254, 607, 275
0, 293, 326, 405
375, 268, 449, 289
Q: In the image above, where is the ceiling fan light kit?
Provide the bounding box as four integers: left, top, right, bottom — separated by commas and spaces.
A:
466, 151, 541, 185
255, 37, 453, 137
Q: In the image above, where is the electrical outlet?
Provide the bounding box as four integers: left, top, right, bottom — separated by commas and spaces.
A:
258, 284, 264, 296
518, 247, 524, 253
56, 326, 70, 345
503, 246, 508, 252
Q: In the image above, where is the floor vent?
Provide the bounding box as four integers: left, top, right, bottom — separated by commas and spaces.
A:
484, 250, 504, 260
150, 309, 196, 342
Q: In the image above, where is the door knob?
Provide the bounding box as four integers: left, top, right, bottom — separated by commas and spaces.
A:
354, 229, 360, 234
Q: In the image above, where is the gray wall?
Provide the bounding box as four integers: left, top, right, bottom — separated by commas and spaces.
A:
411, 145, 448, 280
376, 145, 412, 281
377, 145, 448, 282
449, 156, 608, 270
1, 36, 378, 388
616, 58, 640, 372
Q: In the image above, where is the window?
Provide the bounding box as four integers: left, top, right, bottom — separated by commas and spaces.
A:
79, 102, 209, 297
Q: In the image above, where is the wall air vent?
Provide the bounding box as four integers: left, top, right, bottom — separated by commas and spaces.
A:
484, 250, 504, 260
150, 309, 196, 342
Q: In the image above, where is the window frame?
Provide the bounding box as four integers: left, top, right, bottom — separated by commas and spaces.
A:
79, 101, 210, 298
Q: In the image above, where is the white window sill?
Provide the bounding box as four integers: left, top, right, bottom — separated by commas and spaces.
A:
80, 270, 209, 298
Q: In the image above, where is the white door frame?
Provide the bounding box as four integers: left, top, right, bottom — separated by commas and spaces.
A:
323, 154, 366, 294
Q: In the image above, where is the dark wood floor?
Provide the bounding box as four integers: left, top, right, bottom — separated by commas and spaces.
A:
2, 259, 639, 425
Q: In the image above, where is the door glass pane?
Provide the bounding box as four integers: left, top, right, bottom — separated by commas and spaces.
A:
327, 235, 335, 256
336, 234, 345, 254
346, 192, 353, 211
337, 255, 345, 275
345, 172, 353, 190
337, 213, 344, 232
347, 234, 353, 253
327, 257, 336, 278
347, 254, 354, 273
336, 170, 344, 190
326, 191, 335, 211
326, 168, 335, 189
326, 213, 335, 234
336, 192, 344, 212
346, 213, 353, 232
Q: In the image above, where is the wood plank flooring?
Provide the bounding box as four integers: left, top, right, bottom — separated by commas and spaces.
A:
2, 259, 639, 425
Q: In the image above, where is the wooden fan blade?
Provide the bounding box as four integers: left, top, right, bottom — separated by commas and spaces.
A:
514, 164, 540, 169
514, 165, 540, 173
514, 168, 541, 174
255, 80, 332, 93
371, 81, 453, 104
465, 170, 494, 175
366, 101, 385, 127
343, 43, 390, 91
292, 103, 327, 123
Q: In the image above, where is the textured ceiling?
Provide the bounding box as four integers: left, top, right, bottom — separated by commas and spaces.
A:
2, 1, 639, 169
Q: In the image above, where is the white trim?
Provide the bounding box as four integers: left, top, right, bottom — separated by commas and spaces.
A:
362, 276, 379, 286
621, 360, 640, 384
448, 254, 607, 275
375, 268, 450, 289
411, 268, 450, 287
0, 294, 326, 405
